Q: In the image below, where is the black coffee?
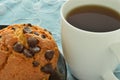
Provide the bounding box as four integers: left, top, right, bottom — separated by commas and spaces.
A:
66, 5, 120, 32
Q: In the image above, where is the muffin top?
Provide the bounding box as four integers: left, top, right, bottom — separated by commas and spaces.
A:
0, 24, 59, 80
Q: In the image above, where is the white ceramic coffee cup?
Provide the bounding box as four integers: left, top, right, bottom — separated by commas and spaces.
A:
61, 0, 120, 80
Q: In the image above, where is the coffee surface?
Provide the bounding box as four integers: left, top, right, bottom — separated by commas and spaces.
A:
66, 5, 120, 32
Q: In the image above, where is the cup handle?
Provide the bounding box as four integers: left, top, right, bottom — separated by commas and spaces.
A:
109, 43, 120, 63
107, 43, 120, 80
102, 71, 119, 80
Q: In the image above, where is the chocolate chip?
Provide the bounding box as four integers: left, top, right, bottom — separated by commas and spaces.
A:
27, 37, 39, 47
28, 23, 32, 27
43, 29, 52, 35
49, 71, 62, 80
11, 27, 15, 31
44, 29, 47, 31
13, 42, 24, 53
45, 50, 54, 60
41, 63, 53, 74
34, 32, 39, 36
23, 24, 26, 26
23, 49, 33, 58
30, 46, 41, 53
0, 36, 2, 38
41, 34, 46, 39
32, 61, 40, 67
23, 27, 32, 33
49, 31, 52, 35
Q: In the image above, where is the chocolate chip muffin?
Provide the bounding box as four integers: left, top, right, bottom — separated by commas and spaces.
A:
0, 24, 59, 80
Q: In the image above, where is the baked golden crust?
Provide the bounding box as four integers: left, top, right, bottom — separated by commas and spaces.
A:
0, 24, 59, 80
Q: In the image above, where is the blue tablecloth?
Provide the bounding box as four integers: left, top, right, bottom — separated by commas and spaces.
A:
0, 0, 64, 51
0, 0, 120, 80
